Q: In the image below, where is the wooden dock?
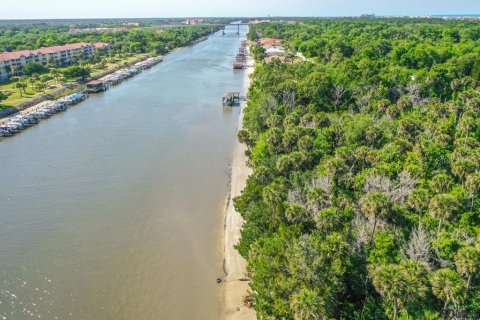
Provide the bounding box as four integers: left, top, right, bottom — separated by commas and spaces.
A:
222, 92, 247, 107
233, 40, 250, 69
223, 92, 240, 106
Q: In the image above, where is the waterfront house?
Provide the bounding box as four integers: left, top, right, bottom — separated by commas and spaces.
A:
258, 38, 284, 48
258, 38, 290, 63
265, 47, 288, 57
0, 42, 111, 81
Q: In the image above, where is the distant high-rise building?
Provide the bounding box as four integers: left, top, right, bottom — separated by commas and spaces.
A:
185, 19, 204, 25
360, 13, 376, 18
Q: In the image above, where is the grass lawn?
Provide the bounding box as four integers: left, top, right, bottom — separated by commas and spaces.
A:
0, 82, 87, 111
0, 80, 61, 110
89, 53, 148, 76
50, 85, 86, 100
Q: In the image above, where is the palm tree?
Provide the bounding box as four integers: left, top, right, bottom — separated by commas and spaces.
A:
454, 246, 480, 292
406, 188, 430, 223
428, 194, 459, 236
290, 288, 324, 320
266, 128, 283, 157
11, 65, 20, 77
372, 261, 429, 319
39, 74, 51, 88
0, 90, 7, 103
465, 173, 480, 209
36, 81, 46, 92
429, 173, 454, 194
74, 51, 85, 64
79, 59, 88, 68
19, 75, 28, 84
262, 183, 283, 227
15, 82, 26, 97
97, 58, 107, 69
450, 157, 476, 185
371, 264, 404, 320
50, 68, 62, 83
430, 269, 466, 318
18, 76, 28, 94
47, 57, 56, 69
359, 192, 392, 244
30, 73, 40, 87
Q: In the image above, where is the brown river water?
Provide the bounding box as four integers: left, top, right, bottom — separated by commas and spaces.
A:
0, 25, 248, 320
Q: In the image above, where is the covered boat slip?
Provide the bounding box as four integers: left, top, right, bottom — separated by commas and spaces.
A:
222, 92, 240, 106
86, 80, 106, 93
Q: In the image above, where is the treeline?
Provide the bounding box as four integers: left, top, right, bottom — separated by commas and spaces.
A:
0, 25, 219, 54
236, 19, 480, 319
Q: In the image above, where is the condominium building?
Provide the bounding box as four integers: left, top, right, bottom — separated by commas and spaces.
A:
68, 28, 129, 34
185, 19, 204, 25
0, 42, 110, 81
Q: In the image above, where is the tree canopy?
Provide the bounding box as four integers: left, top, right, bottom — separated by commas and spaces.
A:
236, 18, 480, 319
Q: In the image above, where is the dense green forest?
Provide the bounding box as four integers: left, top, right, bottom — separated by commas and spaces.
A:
237, 19, 480, 319
0, 24, 219, 55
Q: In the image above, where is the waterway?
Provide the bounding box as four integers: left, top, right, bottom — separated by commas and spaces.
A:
0, 25, 248, 320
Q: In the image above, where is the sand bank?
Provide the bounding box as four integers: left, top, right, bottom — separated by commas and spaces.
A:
222, 51, 256, 319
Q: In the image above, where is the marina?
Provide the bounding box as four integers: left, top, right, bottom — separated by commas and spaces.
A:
0, 57, 163, 139
0, 93, 88, 137
233, 40, 250, 69
0, 27, 248, 320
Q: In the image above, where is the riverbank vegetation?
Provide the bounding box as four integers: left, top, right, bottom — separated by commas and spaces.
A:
0, 23, 219, 109
236, 19, 480, 319
0, 23, 218, 53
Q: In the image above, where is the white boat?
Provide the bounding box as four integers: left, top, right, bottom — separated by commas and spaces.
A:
24, 115, 39, 124
0, 128, 14, 137
31, 111, 49, 119
3, 123, 22, 132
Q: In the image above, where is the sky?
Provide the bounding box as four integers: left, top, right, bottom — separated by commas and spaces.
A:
1, 0, 480, 19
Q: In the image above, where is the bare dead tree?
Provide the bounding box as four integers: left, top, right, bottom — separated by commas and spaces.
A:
364, 171, 417, 205
391, 171, 418, 205
332, 84, 348, 109
390, 86, 401, 102
310, 175, 333, 193
332, 84, 360, 111
281, 89, 296, 113
404, 223, 432, 269
285, 187, 309, 223
353, 213, 370, 251
364, 174, 392, 194
264, 95, 278, 113
406, 83, 422, 106
287, 188, 306, 206
307, 176, 333, 216
352, 212, 387, 251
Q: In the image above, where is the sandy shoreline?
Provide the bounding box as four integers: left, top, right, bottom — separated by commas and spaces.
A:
222, 49, 256, 319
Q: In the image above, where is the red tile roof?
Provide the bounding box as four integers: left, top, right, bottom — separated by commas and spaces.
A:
0, 42, 110, 61
259, 38, 284, 47
0, 50, 34, 61
86, 80, 103, 85
93, 42, 110, 48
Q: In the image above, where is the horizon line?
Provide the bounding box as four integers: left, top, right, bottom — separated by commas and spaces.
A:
1, 14, 480, 21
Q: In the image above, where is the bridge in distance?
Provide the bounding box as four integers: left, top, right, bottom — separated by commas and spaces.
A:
143, 22, 250, 34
